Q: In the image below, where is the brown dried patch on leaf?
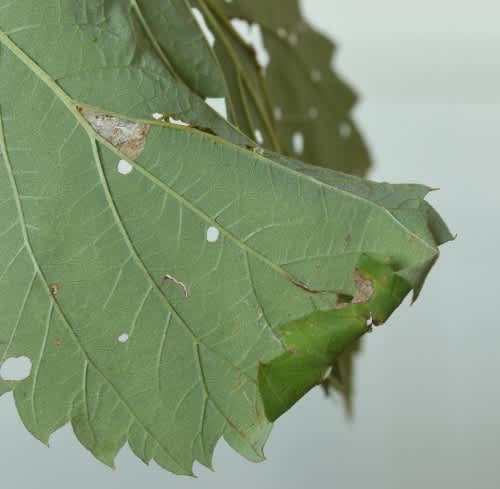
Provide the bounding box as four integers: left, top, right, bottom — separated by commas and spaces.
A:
337, 269, 374, 309
79, 107, 149, 159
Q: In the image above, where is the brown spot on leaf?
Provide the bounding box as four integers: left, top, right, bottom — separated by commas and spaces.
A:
79, 107, 149, 159
50, 284, 59, 296
254, 399, 263, 422
337, 269, 374, 308
54, 339, 62, 347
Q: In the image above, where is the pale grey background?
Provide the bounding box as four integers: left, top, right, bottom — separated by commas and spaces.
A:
2, 1, 499, 487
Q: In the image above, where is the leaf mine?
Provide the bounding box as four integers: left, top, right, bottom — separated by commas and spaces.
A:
79, 107, 149, 160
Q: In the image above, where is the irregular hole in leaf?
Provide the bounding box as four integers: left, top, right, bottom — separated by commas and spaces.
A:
79, 107, 149, 159
191, 7, 215, 47
117, 160, 133, 176
206, 97, 228, 119
168, 117, 190, 126
152, 112, 165, 121
206, 226, 220, 243
230, 19, 270, 70
0, 356, 32, 381
274, 107, 283, 121
292, 132, 304, 155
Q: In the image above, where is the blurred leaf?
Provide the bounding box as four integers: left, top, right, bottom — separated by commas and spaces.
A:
196, 0, 372, 175
129, 0, 225, 98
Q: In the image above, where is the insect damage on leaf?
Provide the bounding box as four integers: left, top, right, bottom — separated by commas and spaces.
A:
79, 107, 149, 159
0, 0, 453, 476
336, 269, 374, 309
0, 356, 32, 382
258, 255, 413, 422
161, 273, 190, 298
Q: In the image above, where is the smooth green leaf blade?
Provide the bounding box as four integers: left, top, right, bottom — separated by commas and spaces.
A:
204, 0, 372, 175
0, 1, 452, 475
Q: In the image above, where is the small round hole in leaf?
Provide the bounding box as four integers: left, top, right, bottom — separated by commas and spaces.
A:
0, 356, 32, 381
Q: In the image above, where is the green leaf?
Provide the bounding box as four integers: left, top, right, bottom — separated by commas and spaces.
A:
258, 255, 413, 422
195, 0, 372, 175
128, 0, 226, 98
0, 0, 252, 147
0, 0, 452, 475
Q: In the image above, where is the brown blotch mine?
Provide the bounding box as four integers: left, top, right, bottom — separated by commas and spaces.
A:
337, 269, 374, 309
79, 107, 149, 159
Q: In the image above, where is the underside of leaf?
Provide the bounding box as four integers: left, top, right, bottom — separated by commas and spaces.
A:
0, 0, 452, 476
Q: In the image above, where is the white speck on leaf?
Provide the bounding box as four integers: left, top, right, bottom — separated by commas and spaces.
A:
118, 160, 133, 175
254, 129, 264, 144
118, 334, 129, 344
292, 132, 304, 154
207, 226, 220, 243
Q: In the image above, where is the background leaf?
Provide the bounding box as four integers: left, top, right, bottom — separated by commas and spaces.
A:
195, 0, 372, 175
